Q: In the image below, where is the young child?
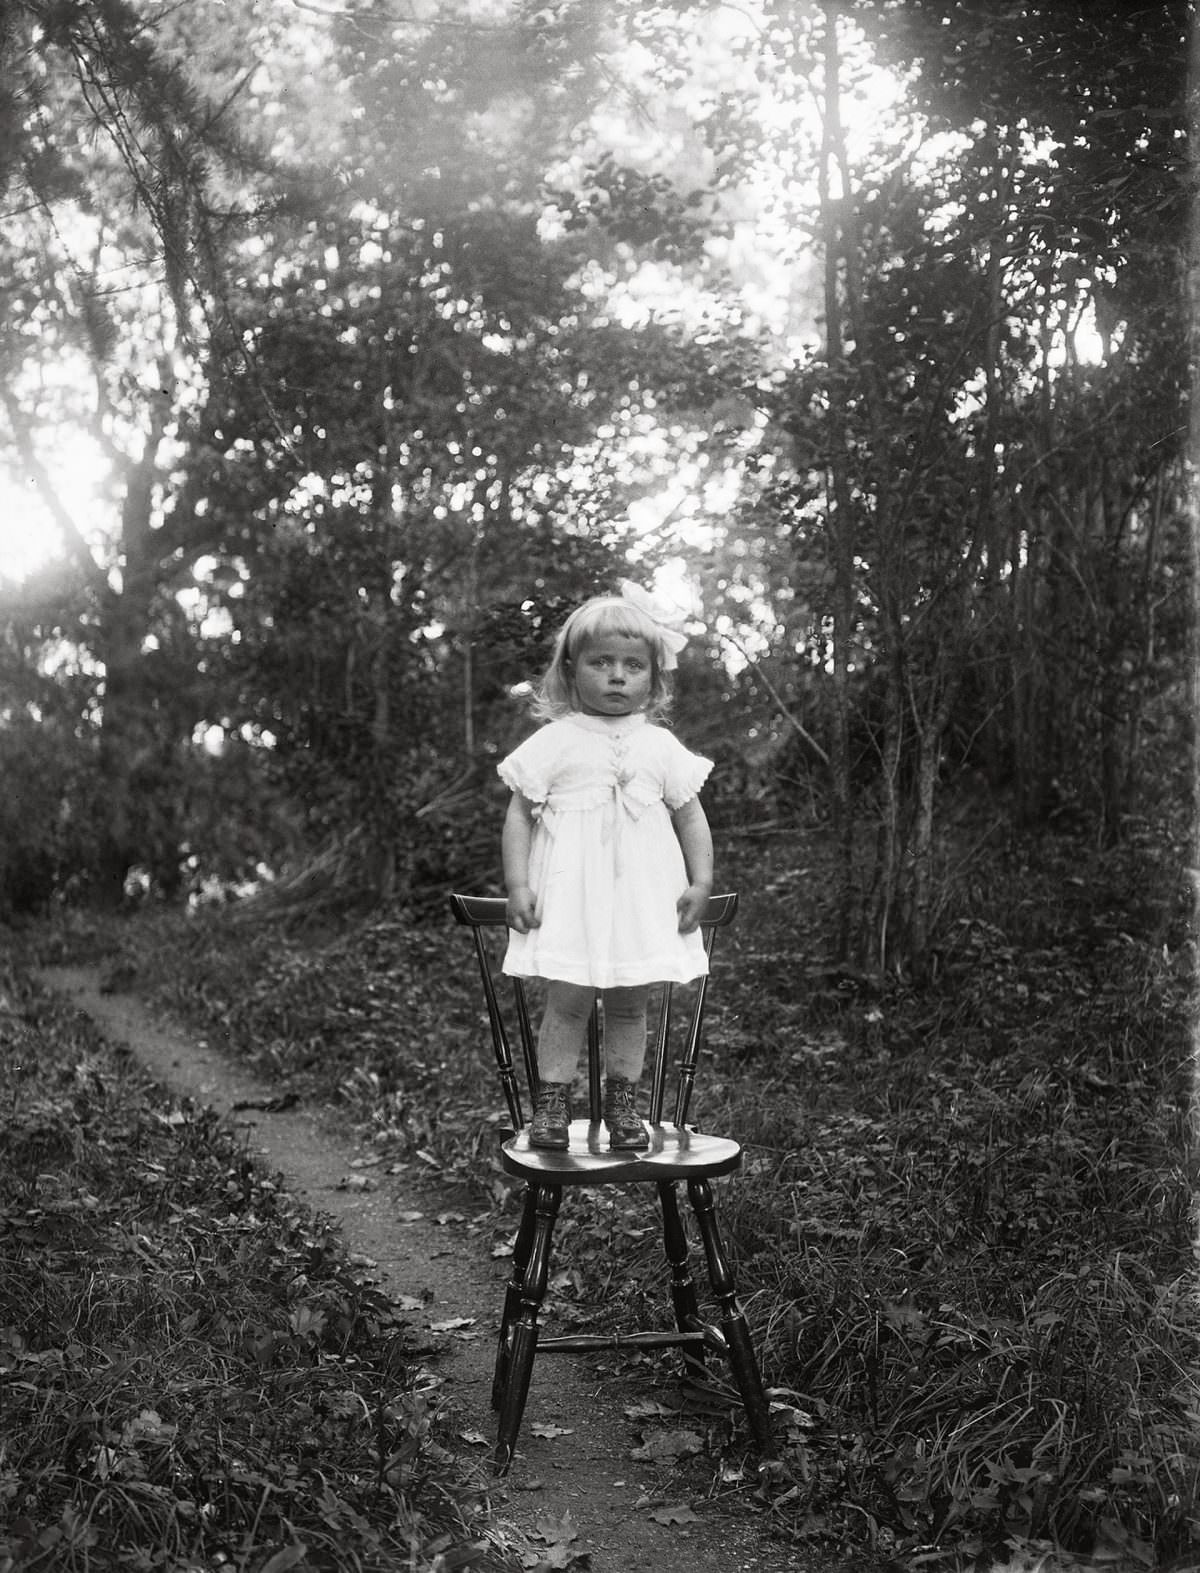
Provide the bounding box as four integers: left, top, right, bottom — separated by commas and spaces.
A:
499, 582, 714, 1151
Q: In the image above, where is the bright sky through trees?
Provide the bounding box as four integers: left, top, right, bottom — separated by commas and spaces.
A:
0, 1, 835, 587
0, 2, 1110, 591
0, 435, 106, 582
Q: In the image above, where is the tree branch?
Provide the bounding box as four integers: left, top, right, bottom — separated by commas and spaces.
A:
717, 627, 830, 769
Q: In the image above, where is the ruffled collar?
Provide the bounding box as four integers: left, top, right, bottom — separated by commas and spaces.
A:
564, 710, 649, 739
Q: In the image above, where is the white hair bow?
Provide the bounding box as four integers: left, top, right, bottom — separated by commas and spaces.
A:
618, 579, 689, 670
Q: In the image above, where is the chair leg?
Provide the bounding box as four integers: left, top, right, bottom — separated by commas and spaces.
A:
686, 1177, 775, 1458
494, 1185, 539, 1412
657, 1181, 705, 1382
494, 1181, 560, 1475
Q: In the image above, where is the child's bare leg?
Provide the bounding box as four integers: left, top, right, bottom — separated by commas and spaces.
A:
537, 980, 596, 1082
602, 985, 652, 1149
602, 985, 651, 1081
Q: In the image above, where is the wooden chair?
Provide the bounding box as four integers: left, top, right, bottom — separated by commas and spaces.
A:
449, 890, 775, 1475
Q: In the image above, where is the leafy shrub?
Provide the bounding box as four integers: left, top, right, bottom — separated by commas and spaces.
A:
0, 716, 99, 916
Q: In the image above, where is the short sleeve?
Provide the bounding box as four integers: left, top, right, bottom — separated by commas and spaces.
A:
497, 723, 561, 804
659, 731, 713, 811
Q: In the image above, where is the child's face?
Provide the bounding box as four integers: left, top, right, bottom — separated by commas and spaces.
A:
571, 632, 653, 717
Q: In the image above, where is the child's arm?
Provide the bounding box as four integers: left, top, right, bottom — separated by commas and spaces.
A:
502, 793, 540, 932
671, 796, 714, 934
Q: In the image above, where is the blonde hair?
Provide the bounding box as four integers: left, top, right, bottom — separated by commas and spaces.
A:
531, 595, 674, 721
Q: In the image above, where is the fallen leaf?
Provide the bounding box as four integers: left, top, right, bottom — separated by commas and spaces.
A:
531, 1422, 574, 1440
771, 1403, 818, 1430
650, 1503, 702, 1525
430, 1317, 476, 1333
623, 1399, 674, 1420
534, 1508, 579, 1545
531, 1547, 589, 1571
288, 1305, 326, 1337
630, 1428, 705, 1463
123, 1410, 175, 1444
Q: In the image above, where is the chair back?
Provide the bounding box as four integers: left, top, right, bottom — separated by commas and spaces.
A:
448, 892, 738, 1133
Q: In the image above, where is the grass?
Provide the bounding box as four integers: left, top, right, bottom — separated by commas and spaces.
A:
0, 963, 515, 1573
710, 825, 1199, 1567
15, 808, 1200, 1570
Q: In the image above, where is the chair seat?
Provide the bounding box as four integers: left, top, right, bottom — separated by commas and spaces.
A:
501, 1120, 742, 1185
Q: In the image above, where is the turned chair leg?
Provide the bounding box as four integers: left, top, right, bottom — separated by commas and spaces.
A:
687, 1176, 775, 1457
658, 1181, 706, 1383
494, 1181, 561, 1474
494, 1185, 539, 1412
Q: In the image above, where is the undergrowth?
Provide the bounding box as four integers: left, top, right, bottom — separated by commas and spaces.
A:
0, 968, 513, 1573
22, 815, 1200, 1570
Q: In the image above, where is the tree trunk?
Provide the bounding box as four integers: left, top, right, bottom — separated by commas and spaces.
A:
370, 610, 397, 902
864, 622, 904, 973
1023, 293, 1067, 823
95, 385, 173, 905
907, 667, 963, 980
1009, 497, 1040, 818
976, 144, 1010, 786
819, 0, 857, 962
1122, 465, 1164, 806
1096, 466, 1129, 847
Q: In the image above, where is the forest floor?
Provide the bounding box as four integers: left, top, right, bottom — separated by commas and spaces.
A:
25, 963, 829, 1573
4, 808, 1198, 1572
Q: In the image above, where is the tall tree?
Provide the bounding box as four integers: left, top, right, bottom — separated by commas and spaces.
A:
703, 0, 1192, 974
0, 0, 286, 902
851, 0, 1190, 836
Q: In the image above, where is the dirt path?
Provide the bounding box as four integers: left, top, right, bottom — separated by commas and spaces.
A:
38, 966, 838, 1573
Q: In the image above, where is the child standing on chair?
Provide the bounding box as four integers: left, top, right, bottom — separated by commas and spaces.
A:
499, 582, 714, 1152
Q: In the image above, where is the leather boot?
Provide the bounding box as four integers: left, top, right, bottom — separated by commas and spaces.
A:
529, 1082, 571, 1149
603, 1076, 649, 1150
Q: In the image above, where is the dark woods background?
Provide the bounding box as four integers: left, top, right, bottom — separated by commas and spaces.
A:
0, 0, 1193, 983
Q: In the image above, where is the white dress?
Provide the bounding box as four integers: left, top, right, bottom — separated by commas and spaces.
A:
499, 712, 713, 988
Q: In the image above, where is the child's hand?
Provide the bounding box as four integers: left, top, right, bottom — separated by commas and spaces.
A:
506, 887, 540, 934
676, 884, 711, 934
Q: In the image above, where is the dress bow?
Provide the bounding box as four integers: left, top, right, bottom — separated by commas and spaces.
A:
603, 767, 648, 873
